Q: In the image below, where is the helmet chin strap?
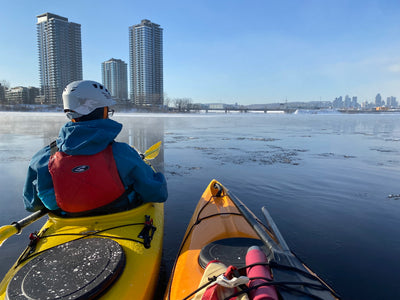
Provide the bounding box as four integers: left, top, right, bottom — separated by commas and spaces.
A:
103, 107, 108, 119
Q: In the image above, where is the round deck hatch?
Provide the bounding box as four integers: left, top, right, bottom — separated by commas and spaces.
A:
7, 238, 125, 299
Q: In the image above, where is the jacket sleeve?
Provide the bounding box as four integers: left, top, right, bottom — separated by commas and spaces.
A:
112, 142, 168, 204
23, 146, 59, 212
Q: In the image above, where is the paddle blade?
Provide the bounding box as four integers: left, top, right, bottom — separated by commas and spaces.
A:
0, 225, 18, 247
143, 141, 162, 160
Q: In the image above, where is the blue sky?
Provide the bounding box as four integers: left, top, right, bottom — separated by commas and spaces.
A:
1, 0, 400, 104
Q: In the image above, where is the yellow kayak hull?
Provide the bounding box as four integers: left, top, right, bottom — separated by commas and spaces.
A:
0, 202, 163, 300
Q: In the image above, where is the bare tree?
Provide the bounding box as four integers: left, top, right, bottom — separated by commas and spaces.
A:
163, 93, 172, 108
0, 80, 10, 89
173, 98, 193, 112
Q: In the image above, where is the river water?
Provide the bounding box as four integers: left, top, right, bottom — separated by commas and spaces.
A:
0, 111, 399, 299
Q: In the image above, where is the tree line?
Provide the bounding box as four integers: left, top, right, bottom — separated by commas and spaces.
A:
164, 97, 202, 112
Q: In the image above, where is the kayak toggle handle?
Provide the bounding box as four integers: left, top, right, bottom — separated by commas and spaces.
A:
28, 231, 40, 251
138, 215, 156, 249
213, 182, 224, 197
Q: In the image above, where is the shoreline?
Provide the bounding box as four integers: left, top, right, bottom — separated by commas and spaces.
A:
1, 104, 400, 114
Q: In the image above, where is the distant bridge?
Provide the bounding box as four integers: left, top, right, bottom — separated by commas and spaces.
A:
201, 107, 297, 114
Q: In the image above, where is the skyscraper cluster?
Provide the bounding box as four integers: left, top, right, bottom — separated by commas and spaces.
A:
333, 94, 398, 109
36, 13, 163, 106
375, 93, 398, 108
332, 95, 359, 109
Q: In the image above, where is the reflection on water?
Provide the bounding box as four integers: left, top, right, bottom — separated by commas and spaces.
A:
0, 113, 166, 171
117, 115, 165, 173
1, 112, 400, 299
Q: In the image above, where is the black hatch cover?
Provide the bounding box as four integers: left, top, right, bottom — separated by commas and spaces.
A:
198, 237, 265, 269
7, 238, 125, 299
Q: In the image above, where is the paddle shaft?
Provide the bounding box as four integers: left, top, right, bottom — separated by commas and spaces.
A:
261, 206, 290, 253
12, 209, 48, 233
0, 209, 47, 246
224, 187, 303, 267
216, 183, 306, 266
223, 188, 280, 258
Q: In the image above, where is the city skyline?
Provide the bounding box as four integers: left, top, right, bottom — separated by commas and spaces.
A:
1, 1, 400, 104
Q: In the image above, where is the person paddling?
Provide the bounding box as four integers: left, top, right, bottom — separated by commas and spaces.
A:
23, 80, 167, 216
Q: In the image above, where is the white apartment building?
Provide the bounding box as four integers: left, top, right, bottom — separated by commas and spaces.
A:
129, 19, 163, 106
102, 58, 128, 102
37, 13, 82, 104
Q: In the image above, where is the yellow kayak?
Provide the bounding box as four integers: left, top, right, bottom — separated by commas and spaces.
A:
164, 180, 339, 300
0, 202, 163, 300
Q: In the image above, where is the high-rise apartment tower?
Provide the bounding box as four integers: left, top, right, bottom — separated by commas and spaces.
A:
102, 58, 128, 102
37, 13, 82, 104
129, 19, 163, 106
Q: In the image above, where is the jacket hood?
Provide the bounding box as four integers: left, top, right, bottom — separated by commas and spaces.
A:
57, 119, 123, 155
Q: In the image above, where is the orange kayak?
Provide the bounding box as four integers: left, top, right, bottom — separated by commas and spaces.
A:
164, 180, 340, 300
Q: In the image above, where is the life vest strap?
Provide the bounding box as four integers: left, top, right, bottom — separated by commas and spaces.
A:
49, 140, 58, 156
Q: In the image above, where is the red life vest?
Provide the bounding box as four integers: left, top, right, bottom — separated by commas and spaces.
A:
48, 144, 126, 213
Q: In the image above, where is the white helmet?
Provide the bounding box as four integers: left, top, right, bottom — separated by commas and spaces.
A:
62, 80, 115, 119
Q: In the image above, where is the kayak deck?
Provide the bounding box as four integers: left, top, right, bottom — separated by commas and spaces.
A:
0, 202, 163, 300
165, 180, 339, 300
165, 180, 271, 299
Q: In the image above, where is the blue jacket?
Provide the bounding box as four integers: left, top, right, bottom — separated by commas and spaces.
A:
23, 119, 168, 212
